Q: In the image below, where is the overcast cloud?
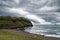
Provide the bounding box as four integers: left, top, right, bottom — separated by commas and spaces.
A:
0, 0, 60, 24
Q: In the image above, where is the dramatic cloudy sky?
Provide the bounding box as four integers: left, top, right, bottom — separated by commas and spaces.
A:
0, 0, 60, 24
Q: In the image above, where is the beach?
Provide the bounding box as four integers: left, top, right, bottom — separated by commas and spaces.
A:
0, 29, 60, 40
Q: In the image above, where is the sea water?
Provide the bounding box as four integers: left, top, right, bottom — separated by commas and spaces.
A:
25, 25, 60, 38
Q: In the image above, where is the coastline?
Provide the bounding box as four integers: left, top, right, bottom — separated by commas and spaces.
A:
0, 29, 60, 40
0, 16, 33, 29
24, 30, 60, 40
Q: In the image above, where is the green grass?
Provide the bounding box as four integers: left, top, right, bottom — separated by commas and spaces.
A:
0, 30, 45, 40
0, 16, 32, 28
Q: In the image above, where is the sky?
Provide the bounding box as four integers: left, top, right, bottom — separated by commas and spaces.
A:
0, 0, 60, 24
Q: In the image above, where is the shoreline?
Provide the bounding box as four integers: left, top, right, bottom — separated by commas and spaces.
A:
0, 29, 60, 40
24, 30, 60, 40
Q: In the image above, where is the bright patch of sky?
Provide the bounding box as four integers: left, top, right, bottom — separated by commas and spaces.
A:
7, 7, 52, 24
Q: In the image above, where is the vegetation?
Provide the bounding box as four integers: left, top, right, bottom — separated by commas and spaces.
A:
0, 16, 32, 29
0, 30, 45, 40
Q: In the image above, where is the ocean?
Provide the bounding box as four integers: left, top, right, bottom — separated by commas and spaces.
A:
25, 25, 60, 38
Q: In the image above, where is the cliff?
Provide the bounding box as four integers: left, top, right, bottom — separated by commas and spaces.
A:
0, 16, 33, 29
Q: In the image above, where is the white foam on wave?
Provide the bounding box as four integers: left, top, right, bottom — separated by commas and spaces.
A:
25, 29, 60, 38
44, 34, 60, 38
25, 28, 60, 38
25, 31, 60, 38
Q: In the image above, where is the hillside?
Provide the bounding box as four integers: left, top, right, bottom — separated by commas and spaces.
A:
0, 16, 32, 29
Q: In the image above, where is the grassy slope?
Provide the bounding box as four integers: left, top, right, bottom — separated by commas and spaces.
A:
0, 30, 45, 40
0, 16, 32, 28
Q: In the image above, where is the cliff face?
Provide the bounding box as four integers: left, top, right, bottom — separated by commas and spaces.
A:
0, 16, 33, 29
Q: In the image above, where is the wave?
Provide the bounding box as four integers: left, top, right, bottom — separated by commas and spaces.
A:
25, 29, 60, 38
44, 34, 60, 38
25, 30, 60, 38
25, 25, 60, 38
